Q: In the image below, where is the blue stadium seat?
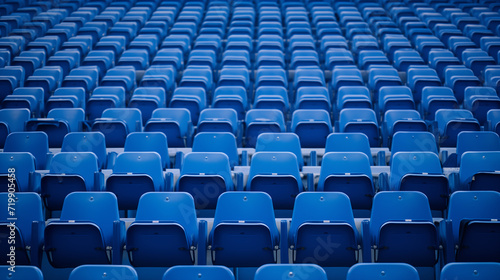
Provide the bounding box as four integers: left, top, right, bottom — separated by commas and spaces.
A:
421, 87, 458, 121
368, 191, 438, 266
435, 109, 480, 147
95, 36, 127, 57
247, 152, 302, 209
463, 87, 500, 125
255, 68, 287, 89
12, 50, 45, 79
152, 48, 184, 70
289, 192, 359, 266
197, 108, 239, 135
0, 108, 30, 148
177, 152, 233, 209
346, 263, 420, 280
61, 132, 107, 170
459, 151, 500, 192
61, 66, 99, 95
69, 265, 138, 280
255, 133, 304, 170
291, 109, 332, 148
325, 133, 373, 165
377, 86, 415, 116
487, 109, 500, 135
24, 66, 63, 100
393, 49, 425, 72
0, 152, 39, 192
293, 67, 325, 89
46, 50, 80, 77
44, 192, 124, 268
339, 108, 380, 147
255, 264, 327, 280
461, 49, 496, 78
253, 86, 289, 114
192, 132, 239, 169
126, 192, 198, 266
0, 66, 25, 102
441, 262, 500, 280
170, 87, 207, 126
245, 109, 285, 148
92, 108, 142, 148
0, 193, 44, 267
444, 66, 481, 104
46, 87, 86, 113
0, 266, 44, 279
336, 86, 372, 113
368, 66, 403, 101
4, 131, 49, 170
163, 266, 235, 280
81, 50, 115, 79
358, 50, 390, 71
86, 86, 126, 120
382, 110, 427, 147
106, 152, 165, 210
145, 108, 193, 148
100, 66, 136, 95
325, 48, 354, 70
212, 86, 248, 120
442, 191, 500, 263
406, 66, 441, 105
294, 86, 330, 111
209, 192, 279, 267
2, 87, 44, 118
124, 132, 170, 169
129, 87, 166, 123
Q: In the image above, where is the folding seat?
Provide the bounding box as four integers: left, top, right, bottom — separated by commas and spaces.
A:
434, 24, 463, 47
129, 34, 159, 59
101, 66, 136, 96
463, 87, 500, 125
81, 50, 115, 79
435, 109, 480, 147
69, 265, 138, 280
393, 50, 425, 72
0, 108, 29, 148
255, 68, 288, 89
420, 86, 458, 121
351, 35, 379, 54
86, 87, 125, 120
288, 35, 316, 53
192, 132, 238, 169
0, 193, 44, 267
320, 35, 348, 54
454, 131, 500, 167
330, 66, 364, 93
209, 192, 279, 267
45, 22, 78, 43
255, 133, 304, 171
145, 108, 193, 148
0, 66, 25, 102
128, 87, 166, 123
226, 34, 253, 53
458, 151, 500, 191
368, 66, 403, 101
61, 132, 106, 170
77, 21, 107, 43
346, 263, 420, 280
0, 266, 44, 279
382, 35, 412, 62
444, 66, 481, 104
94, 36, 126, 57
163, 266, 234, 280
325, 48, 354, 70
46, 50, 80, 77
294, 86, 330, 111
406, 66, 441, 104
124, 132, 170, 169
480, 36, 500, 60
2, 87, 44, 117
461, 49, 496, 78
464, 24, 494, 46
41, 152, 102, 212
441, 191, 500, 263
339, 108, 380, 147
187, 49, 217, 70
116, 49, 149, 70
152, 48, 183, 71
291, 109, 332, 148
255, 264, 327, 280
141, 21, 169, 40
366, 191, 439, 265
44, 192, 124, 268
212, 86, 247, 120
488, 109, 500, 134
325, 133, 374, 165
293, 67, 325, 90
382, 109, 427, 146
61, 66, 99, 95
256, 50, 285, 69
257, 27, 284, 42
26, 108, 85, 148
139, 66, 176, 96
3, 131, 49, 170
178, 66, 213, 95
125, 192, 199, 266
441, 262, 500, 280
218, 66, 250, 90
194, 34, 222, 54
0, 36, 25, 58
177, 152, 233, 209
245, 109, 286, 147
197, 108, 239, 136
91, 108, 142, 148
11, 50, 45, 79
169, 87, 206, 126
108, 21, 139, 45
335, 86, 372, 114
377, 86, 415, 116
318, 152, 374, 209
448, 36, 476, 59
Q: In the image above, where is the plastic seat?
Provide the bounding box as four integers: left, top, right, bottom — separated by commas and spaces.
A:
255, 264, 327, 280
255, 133, 304, 170
197, 108, 238, 135
435, 109, 480, 147
211, 86, 247, 120
336, 86, 372, 113
256, 50, 285, 69
145, 108, 193, 148
46, 50, 80, 77
378, 86, 415, 116
393, 49, 425, 72
152, 48, 183, 71
91, 108, 142, 148
346, 263, 420, 280
163, 265, 235, 280
294, 86, 330, 111
325, 48, 354, 70
3, 131, 49, 170
406, 66, 442, 105
0, 108, 30, 148
44, 192, 124, 268
94, 36, 127, 57
126, 192, 198, 266
421, 87, 458, 121
488, 109, 500, 135
177, 152, 233, 209
124, 132, 170, 169
253, 86, 289, 114
129, 87, 166, 123
87, 87, 126, 120
464, 87, 500, 125
139, 66, 176, 97
459, 151, 500, 192
12, 50, 45, 78
321, 35, 348, 53
106, 152, 164, 210
209, 192, 279, 267
325, 133, 373, 165
0, 193, 44, 267
255, 68, 287, 89
245, 109, 285, 148
170, 87, 207, 126
100, 66, 136, 95
382, 110, 427, 147
368, 191, 438, 266
368, 66, 403, 101
69, 265, 138, 280
294, 67, 326, 90
2, 87, 44, 118
0, 266, 44, 279
81, 51, 115, 79
61, 132, 106, 170
442, 191, 500, 263
391, 131, 439, 160
441, 262, 500, 280
188, 49, 217, 70
222, 51, 251, 69
61, 66, 99, 94
46, 87, 86, 113
339, 108, 380, 147
444, 66, 481, 104
291, 109, 332, 148
0, 66, 25, 102
289, 192, 359, 265
218, 66, 250, 89
192, 132, 238, 169
461, 49, 496, 78
0, 152, 39, 192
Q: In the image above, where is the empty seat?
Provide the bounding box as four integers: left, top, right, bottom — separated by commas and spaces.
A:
421, 87, 459, 121
44, 192, 124, 268
488, 109, 500, 134
61, 132, 107, 170
440, 262, 500, 280
0, 265, 43, 279
346, 263, 420, 280
382, 110, 427, 147
0, 152, 39, 192
46, 87, 86, 114
406, 66, 441, 105
459, 151, 500, 192
368, 66, 403, 101
336, 86, 372, 113
289, 192, 359, 266
2, 87, 44, 118
294, 86, 330, 111
245, 109, 285, 148
192, 132, 239, 169
255, 264, 327, 280
367, 191, 438, 266
0, 108, 30, 148
126, 192, 198, 266
177, 152, 233, 209
86, 87, 126, 121
145, 108, 193, 148
442, 191, 500, 263
339, 108, 380, 147
435, 109, 480, 147
209, 192, 279, 267
255, 133, 304, 170
3, 131, 50, 170
129, 87, 167, 123
69, 265, 138, 280
253, 86, 289, 114
163, 265, 235, 280
91, 108, 142, 148
291, 109, 332, 148
212, 86, 248, 120
170, 87, 207, 126
0, 193, 44, 267
124, 132, 170, 169
444, 66, 481, 104
197, 108, 239, 135
463, 87, 500, 125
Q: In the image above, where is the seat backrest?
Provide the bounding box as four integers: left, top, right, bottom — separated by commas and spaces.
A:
124, 132, 169, 168
101, 108, 143, 132
212, 192, 278, 240
248, 152, 302, 186
180, 152, 233, 189
391, 131, 438, 158
47, 108, 85, 132
192, 132, 238, 168
113, 152, 164, 190
346, 263, 420, 280
245, 109, 285, 130
62, 132, 107, 169
289, 192, 357, 243
4, 131, 49, 170
325, 133, 373, 165
0, 108, 30, 133
60, 192, 120, 244
0, 265, 44, 279
459, 151, 500, 188
0, 152, 36, 192
456, 131, 500, 165
441, 262, 500, 280
135, 192, 198, 240
48, 152, 99, 190
319, 152, 373, 183
163, 265, 234, 280
447, 191, 500, 244
69, 265, 138, 280
255, 133, 304, 169
254, 264, 327, 280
